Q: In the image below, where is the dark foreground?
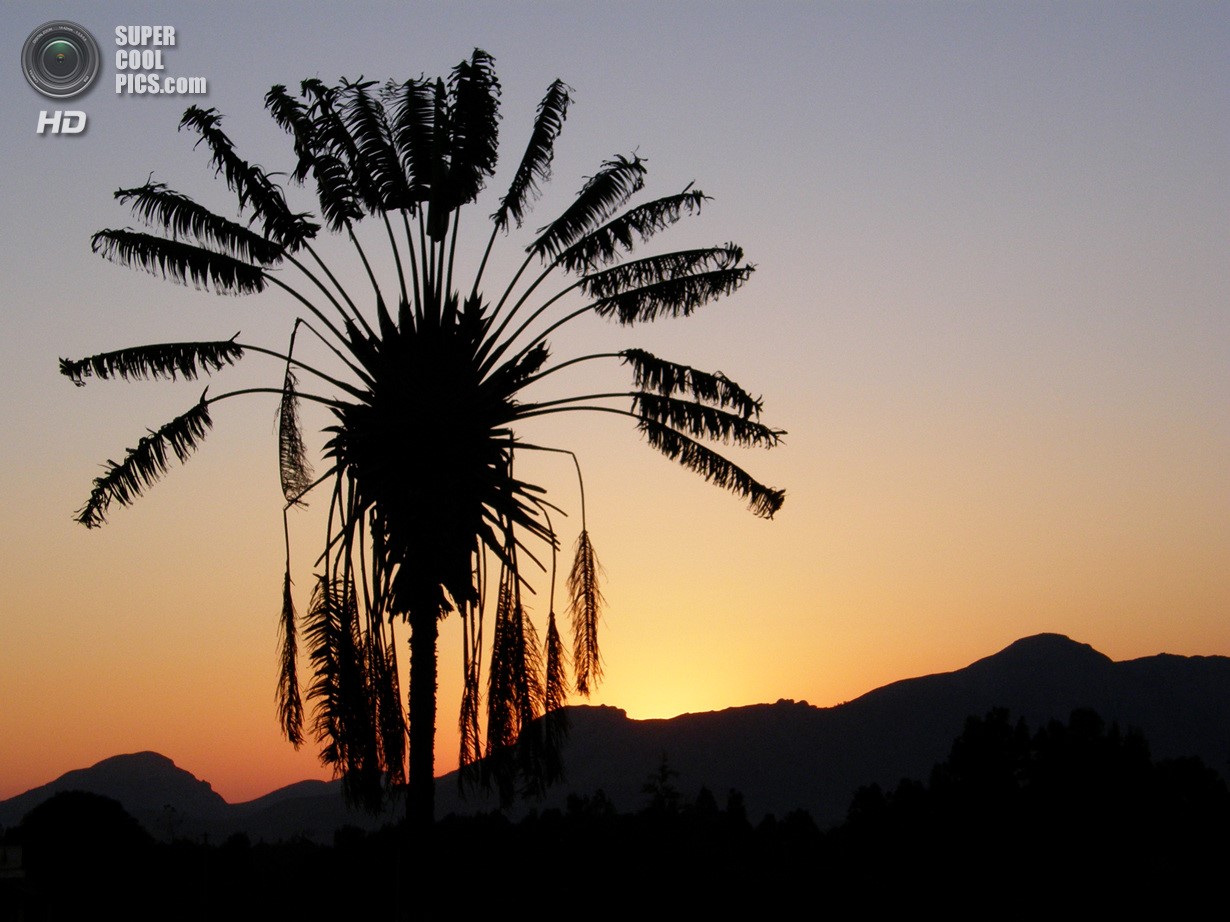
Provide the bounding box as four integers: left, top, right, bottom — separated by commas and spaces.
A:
4, 709, 1228, 919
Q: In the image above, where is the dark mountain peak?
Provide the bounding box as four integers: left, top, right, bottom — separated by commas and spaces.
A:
65, 751, 218, 798
563, 704, 631, 727
851, 633, 1112, 715
571, 704, 629, 718
0, 749, 228, 835
89, 751, 179, 773
974, 633, 1112, 672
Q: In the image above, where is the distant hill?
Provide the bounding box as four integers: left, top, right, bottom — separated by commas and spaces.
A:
4, 634, 1228, 838
0, 751, 229, 841
438, 633, 1230, 825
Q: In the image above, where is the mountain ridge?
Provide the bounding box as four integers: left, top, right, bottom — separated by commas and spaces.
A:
5, 633, 1228, 837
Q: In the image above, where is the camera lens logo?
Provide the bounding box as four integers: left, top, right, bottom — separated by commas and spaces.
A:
22, 21, 100, 99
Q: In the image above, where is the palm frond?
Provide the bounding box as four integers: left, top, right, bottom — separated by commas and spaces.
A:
484, 559, 545, 803
541, 610, 570, 782
304, 575, 384, 811
482, 574, 516, 799
277, 567, 304, 747
459, 601, 483, 772
580, 245, 744, 299
264, 84, 317, 183
633, 392, 784, 447
338, 78, 413, 211
179, 106, 319, 249
443, 49, 501, 210
92, 229, 267, 295
567, 529, 604, 695
369, 627, 406, 787
485, 567, 518, 754
312, 150, 367, 232
179, 106, 247, 191
544, 610, 569, 713
384, 76, 436, 209
486, 567, 545, 743
515, 603, 543, 726
529, 154, 647, 261
590, 265, 754, 324
620, 348, 763, 419
556, 186, 708, 273
278, 368, 315, 503
425, 78, 453, 241
302, 79, 369, 211
493, 79, 571, 232
269, 84, 365, 228
114, 182, 284, 265
59, 337, 244, 387
639, 418, 785, 519
75, 392, 212, 528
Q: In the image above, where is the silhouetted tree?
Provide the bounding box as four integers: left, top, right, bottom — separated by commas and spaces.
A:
641, 752, 683, 815
837, 708, 1230, 911
63, 51, 783, 835
15, 791, 154, 916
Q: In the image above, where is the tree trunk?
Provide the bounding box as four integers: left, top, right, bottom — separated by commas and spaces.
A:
407, 609, 438, 832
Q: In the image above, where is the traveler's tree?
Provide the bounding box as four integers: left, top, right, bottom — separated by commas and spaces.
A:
62, 51, 784, 828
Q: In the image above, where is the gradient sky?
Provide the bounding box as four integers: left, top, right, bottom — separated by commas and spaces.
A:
2, 1, 1227, 804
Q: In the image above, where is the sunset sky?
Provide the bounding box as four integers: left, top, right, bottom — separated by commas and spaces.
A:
2, 2, 1227, 804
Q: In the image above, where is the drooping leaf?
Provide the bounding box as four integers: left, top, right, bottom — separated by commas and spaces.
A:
278, 368, 315, 504
638, 418, 785, 519
544, 610, 569, 714
486, 565, 520, 754
458, 600, 483, 773
484, 557, 544, 804
369, 624, 406, 787
75, 392, 213, 528
493, 79, 571, 232
483, 565, 518, 798
567, 529, 604, 696
304, 575, 384, 811
514, 602, 543, 742
92, 229, 267, 295
529, 154, 647, 261
59, 338, 244, 387
278, 567, 304, 748
541, 610, 569, 783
